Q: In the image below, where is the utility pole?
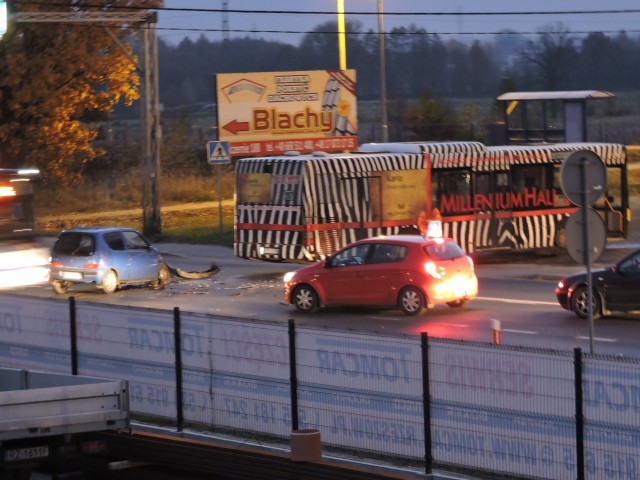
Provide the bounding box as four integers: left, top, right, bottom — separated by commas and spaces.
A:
222, 0, 229, 42
12, 9, 162, 236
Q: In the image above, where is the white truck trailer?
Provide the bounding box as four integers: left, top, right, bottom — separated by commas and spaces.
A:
0, 367, 129, 477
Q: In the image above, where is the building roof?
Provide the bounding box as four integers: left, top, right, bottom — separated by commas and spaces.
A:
496, 90, 616, 101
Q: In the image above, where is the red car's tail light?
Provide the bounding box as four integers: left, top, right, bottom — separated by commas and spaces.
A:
424, 261, 442, 279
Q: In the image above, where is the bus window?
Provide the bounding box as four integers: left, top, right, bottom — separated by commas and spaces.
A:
512, 165, 544, 192
553, 164, 571, 207
433, 169, 472, 215
476, 172, 490, 197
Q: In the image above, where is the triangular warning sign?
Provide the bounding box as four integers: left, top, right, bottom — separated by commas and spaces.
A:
211, 143, 228, 160
207, 141, 230, 164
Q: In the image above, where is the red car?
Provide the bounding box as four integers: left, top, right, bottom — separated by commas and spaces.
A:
283, 235, 478, 316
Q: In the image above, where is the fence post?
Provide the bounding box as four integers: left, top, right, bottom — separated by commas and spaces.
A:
288, 319, 299, 431
421, 332, 432, 475
174, 307, 184, 432
69, 296, 78, 375
574, 347, 585, 480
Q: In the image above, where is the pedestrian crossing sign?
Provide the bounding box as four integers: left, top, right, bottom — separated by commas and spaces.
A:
207, 141, 231, 165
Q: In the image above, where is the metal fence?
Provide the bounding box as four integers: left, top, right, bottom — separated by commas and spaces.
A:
1, 292, 639, 480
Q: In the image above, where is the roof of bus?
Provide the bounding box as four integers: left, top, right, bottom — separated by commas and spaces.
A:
496, 90, 615, 101
236, 151, 423, 162
358, 141, 486, 154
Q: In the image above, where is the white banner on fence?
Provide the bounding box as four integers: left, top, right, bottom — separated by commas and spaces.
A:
180, 312, 291, 436
0, 294, 70, 373
295, 327, 423, 458
429, 340, 577, 479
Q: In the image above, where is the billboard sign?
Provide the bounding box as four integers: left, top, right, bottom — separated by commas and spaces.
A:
216, 69, 358, 157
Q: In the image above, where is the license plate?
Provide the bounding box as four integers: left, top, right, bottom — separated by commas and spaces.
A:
263, 248, 278, 255
61, 271, 82, 280
4, 445, 49, 462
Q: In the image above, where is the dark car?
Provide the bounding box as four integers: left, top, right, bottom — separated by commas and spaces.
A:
49, 227, 170, 294
283, 235, 478, 316
555, 249, 640, 319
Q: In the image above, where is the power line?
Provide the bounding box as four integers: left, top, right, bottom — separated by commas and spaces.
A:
153, 26, 640, 37
13, 1, 640, 18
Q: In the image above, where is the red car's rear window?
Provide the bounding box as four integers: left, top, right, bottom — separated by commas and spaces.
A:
424, 240, 465, 261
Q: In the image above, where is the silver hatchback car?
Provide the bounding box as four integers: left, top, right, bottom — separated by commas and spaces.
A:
49, 227, 170, 294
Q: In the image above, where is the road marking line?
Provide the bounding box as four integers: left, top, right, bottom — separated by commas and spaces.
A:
431, 323, 469, 328
477, 296, 557, 306
503, 328, 537, 335
577, 335, 617, 343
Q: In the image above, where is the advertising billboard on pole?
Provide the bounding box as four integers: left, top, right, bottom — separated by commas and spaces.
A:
216, 69, 358, 157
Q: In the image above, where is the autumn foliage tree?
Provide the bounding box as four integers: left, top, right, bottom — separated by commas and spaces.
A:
0, 0, 160, 184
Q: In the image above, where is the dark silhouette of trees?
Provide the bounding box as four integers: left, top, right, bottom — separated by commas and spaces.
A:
157, 22, 640, 110
517, 23, 579, 90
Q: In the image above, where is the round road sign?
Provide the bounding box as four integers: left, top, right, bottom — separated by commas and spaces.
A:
560, 150, 607, 206
565, 208, 606, 264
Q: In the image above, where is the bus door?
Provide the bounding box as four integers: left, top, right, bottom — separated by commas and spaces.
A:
340, 175, 381, 243
474, 171, 510, 250
594, 165, 628, 238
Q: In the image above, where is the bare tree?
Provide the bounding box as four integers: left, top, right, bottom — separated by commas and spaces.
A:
518, 22, 578, 90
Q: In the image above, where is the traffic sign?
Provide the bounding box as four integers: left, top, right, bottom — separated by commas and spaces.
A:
565, 208, 606, 264
207, 141, 230, 165
560, 150, 606, 206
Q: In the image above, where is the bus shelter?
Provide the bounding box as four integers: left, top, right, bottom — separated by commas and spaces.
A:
497, 90, 615, 144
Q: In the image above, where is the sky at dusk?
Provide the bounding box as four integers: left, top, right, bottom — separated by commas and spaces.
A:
159, 0, 640, 46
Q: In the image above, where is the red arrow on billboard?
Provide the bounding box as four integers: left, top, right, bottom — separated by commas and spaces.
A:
223, 119, 250, 135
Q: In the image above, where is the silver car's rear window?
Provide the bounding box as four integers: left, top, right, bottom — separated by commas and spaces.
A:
53, 233, 95, 256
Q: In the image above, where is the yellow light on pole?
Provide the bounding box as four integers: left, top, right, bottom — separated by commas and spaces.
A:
337, 0, 347, 70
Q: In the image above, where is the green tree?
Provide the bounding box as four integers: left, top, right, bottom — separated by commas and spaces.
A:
0, 0, 160, 183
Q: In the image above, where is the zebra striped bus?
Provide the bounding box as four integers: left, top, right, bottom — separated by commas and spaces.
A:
234, 142, 629, 261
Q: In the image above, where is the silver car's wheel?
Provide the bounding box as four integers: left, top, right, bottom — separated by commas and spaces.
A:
101, 270, 118, 294
292, 284, 319, 313
399, 287, 425, 316
51, 280, 70, 295
152, 264, 171, 289
571, 286, 602, 319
